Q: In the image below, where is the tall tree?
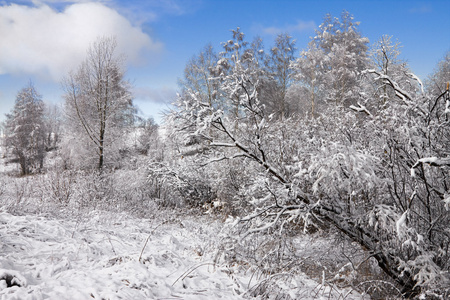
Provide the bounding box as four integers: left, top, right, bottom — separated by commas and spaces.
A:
4, 82, 46, 175
63, 36, 134, 169
179, 44, 220, 109
296, 11, 369, 106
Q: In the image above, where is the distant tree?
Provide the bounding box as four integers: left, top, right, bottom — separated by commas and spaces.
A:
426, 50, 450, 98
4, 82, 46, 175
62, 36, 134, 169
43, 102, 62, 151
136, 116, 159, 156
264, 33, 296, 119
294, 11, 369, 107
370, 35, 403, 77
291, 44, 326, 117
179, 44, 220, 109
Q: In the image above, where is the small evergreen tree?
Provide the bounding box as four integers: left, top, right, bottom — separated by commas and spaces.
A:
4, 82, 46, 175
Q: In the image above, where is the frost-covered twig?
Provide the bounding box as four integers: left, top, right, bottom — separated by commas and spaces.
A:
239, 204, 306, 240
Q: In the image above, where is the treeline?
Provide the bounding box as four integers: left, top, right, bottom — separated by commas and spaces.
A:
1, 11, 449, 299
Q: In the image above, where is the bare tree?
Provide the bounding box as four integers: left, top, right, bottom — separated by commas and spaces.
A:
62, 36, 134, 169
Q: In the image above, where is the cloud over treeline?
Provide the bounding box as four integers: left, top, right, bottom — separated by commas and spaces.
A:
255, 20, 316, 36
133, 86, 177, 104
0, 2, 162, 81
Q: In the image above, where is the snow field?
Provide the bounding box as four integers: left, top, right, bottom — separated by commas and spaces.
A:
0, 208, 367, 299
0, 210, 246, 299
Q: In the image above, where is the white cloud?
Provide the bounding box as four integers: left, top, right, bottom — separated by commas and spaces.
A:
0, 2, 163, 81
258, 20, 316, 36
133, 86, 177, 104
409, 4, 432, 14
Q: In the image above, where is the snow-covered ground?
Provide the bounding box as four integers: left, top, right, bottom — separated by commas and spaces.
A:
1, 210, 242, 299
0, 207, 367, 299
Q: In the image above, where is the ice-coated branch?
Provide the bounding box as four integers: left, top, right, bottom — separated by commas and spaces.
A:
211, 115, 289, 186
429, 86, 450, 117
406, 72, 424, 94
200, 153, 249, 166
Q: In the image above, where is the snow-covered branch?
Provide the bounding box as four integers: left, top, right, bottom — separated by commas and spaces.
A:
364, 69, 412, 101
349, 102, 372, 116
411, 157, 450, 177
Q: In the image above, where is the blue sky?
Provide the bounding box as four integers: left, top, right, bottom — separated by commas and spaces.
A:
1, 0, 449, 123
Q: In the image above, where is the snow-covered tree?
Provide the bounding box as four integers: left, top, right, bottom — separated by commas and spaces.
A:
62, 36, 134, 169
4, 82, 46, 175
297, 11, 369, 107
179, 44, 220, 109
291, 44, 326, 117
368, 35, 415, 108
361, 64, 450, 297
215, 28, 268, 124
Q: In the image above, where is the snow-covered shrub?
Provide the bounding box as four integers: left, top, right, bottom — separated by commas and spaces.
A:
0, 166, 156, 219
147, 158, 215, 208
41, 170, 76, 205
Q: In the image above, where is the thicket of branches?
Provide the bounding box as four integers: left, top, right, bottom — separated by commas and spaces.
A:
160, 12, 450, 298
